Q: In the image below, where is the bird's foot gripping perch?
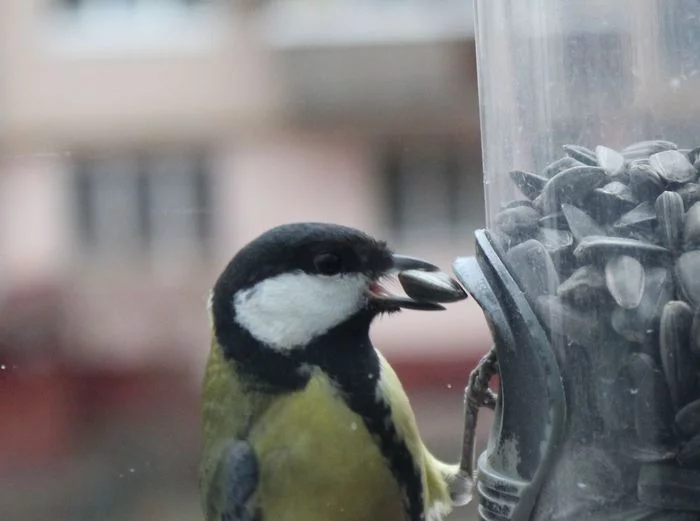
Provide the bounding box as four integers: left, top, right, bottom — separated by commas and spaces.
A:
467, 348, 499, 411
451, 347, 499, 506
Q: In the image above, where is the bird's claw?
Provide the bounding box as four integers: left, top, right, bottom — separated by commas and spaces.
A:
459, 347, 499, 481
480, 388, 498, 410
465, 348, 499, 410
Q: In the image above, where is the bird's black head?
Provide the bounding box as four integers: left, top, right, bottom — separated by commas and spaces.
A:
209, 222, 444, 353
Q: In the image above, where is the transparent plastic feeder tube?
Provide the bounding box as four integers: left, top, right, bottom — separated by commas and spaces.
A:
467, 1, 700, 519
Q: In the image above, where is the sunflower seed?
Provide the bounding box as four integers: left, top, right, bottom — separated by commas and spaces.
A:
677, 251, 700, 307
502, 199, 536, 210
539, 166, 608, 214
625, 353, 677, 452
630, 157, 651, 167
650, 150, 697, 185
626, 444, 678, 464
638, 463, 700, 511
494, 205, 540, 238
596, 145, 626, 177
655, 191, 685, 252
504, 239, 560, 298
539, 212, 569, 229
535, 295, 604, 347
550, 249, 578, 280
557, 265, 607, 304
592, 181, 638, 216
687, 147, 700, 166
622, 139, 678, 160
644, 267, 676, 325
398, 270, 468, 304
676, 399, 700, 438
574, 236, 671, 264
683, 202, 700, 251
660, 301, 696, 410
542, 156, 583, 178
691, 308, 700, 357
563, 144, 599, 166
612, 201, 658, 235
618, 227, 661, 245
629, 162, 665, 201
611, 267, 674, 343
678, 433, 700, 467
605, 255, 645, 309
676, 182, 700, 210
561, 203, 606, 242
537, 228, 573, 256
611, 308, 646, 343
509, 169, 548, 200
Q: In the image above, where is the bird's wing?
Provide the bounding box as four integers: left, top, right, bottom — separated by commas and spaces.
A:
204, 439, 261, 521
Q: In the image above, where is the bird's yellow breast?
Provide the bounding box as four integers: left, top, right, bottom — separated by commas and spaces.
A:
251, 372, 407, 521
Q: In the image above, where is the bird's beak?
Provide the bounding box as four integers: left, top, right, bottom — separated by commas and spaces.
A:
365, 254, 467, 311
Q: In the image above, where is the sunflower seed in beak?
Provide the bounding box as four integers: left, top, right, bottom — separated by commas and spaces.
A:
398, 269, 468, 304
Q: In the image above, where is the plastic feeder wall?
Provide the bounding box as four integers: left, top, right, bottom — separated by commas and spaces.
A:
453, 1, 700, 520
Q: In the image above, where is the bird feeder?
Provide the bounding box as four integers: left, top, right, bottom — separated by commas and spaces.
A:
453, 1, 700, 519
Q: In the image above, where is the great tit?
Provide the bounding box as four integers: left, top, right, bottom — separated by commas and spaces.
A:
200, 222, 471, 521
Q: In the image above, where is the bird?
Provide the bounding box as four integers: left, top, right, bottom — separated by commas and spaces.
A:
200, 222, 471, 521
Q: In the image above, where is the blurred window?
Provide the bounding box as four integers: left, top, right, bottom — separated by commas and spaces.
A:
72, 150, 211, 258
55, 0, 204, 10
48, 0, 219, 55
381, 140, 484, 240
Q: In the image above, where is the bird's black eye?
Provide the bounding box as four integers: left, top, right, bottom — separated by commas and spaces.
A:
313, 253, 342, 275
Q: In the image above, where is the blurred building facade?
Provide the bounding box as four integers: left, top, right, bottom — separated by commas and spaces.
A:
0, 2, 491, 506
0, 4, 492, 520
0, 0, 489, 380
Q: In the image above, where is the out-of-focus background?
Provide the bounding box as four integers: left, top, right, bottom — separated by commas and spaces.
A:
0, 1, 492, 520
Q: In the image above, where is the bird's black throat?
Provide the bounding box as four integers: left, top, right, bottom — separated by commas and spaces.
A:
215, 310, 426, 521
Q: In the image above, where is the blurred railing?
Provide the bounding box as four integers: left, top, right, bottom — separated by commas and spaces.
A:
254, 0, 478, 130
257, 0, 474, 48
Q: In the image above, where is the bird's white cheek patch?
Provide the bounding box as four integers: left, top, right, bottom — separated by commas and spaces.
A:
233, 272, 368, 350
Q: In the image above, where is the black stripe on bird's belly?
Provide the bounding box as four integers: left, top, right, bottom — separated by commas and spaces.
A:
305, 319, 425, 521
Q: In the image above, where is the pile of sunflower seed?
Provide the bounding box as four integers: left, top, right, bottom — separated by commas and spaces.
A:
493, 140, 700, 518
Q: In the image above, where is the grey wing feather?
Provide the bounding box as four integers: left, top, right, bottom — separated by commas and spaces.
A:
209, 440, 261, 521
